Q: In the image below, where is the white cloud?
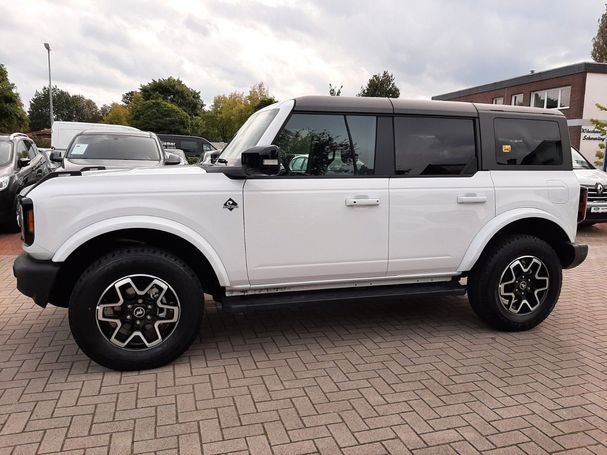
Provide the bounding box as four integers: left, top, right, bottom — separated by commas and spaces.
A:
0, 0, 603, 109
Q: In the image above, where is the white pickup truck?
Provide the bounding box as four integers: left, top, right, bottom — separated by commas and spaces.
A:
13, 97, 588, 370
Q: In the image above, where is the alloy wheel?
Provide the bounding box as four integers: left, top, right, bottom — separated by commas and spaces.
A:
498, 255, 549, 315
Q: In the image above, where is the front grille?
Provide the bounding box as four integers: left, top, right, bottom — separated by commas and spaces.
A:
583, 185, 607, 203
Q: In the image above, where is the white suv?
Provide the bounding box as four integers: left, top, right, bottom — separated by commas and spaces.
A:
13, 96, 588, 370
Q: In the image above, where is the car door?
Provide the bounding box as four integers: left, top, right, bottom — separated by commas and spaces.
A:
25, 140, 47, 182
388, 115, 496, 276
243, 113, 390, 286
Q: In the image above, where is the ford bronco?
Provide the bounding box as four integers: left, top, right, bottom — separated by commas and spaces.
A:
13, 96, 588, 370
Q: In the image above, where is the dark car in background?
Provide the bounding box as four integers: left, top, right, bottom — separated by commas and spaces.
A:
51, 130, 181, 171
157, 134, 216, 163
0, 133, 51, 230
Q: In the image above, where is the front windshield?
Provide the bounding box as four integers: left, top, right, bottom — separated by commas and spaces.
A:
219, 109, 279, 162
572, 148, 594, 170
67, 134, 161, 161
0, 142, 12, 166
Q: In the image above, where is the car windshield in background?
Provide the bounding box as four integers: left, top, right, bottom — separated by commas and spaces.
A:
572, 148, 594, 170
219, 109, 279, 162
0, 142, 12, 166
67, 135, 161, 161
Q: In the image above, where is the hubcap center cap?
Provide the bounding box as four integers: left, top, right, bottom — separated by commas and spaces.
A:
133, 307, 146, 318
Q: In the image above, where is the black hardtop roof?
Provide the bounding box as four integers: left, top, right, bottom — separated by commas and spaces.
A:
291, 96, 563, 117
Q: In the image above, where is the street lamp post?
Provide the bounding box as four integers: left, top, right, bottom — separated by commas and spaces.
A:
43, 43, 53, 127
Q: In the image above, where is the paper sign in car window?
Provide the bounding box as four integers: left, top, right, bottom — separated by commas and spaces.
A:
71, 143, 88, 155
502, 144, 512, 153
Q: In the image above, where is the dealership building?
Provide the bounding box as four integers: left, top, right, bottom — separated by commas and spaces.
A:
433, 62, 607, 163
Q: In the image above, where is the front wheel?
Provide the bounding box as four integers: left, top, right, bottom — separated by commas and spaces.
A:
468, 234, 562, 331
69, 247, 204, 370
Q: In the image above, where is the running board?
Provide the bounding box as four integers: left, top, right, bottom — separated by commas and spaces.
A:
221, 281, 466, 312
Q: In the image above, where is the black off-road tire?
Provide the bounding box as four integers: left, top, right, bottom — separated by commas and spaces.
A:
468, 234, 562, 331
69, 247, 204, 370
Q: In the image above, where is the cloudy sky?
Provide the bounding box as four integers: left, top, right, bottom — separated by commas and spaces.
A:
1, 0, 604, 109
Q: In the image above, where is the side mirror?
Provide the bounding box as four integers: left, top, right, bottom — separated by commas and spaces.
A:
241, 146, 281, 176
164, 153, 182, 165
17, 157, 31, 168
49, 151, 63, 163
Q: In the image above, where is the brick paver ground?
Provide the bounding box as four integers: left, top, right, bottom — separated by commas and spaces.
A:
0, 227, 606, 454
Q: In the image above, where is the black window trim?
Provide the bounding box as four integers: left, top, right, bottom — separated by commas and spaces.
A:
391, 114, 480, 179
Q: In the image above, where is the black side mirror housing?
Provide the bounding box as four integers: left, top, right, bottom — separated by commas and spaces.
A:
164, 153, 182, 165
49, 151, 63, 163
241, 146, 281, 176
17, 157, 31, 168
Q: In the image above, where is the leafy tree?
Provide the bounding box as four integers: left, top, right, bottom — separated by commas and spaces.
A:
329, 84, 342, 96
0, 64, 28, 133
592, 5, 607, 62
591, 103, 607, 167
121, 90, 138, 105
358, 71, 400, 98
139, 77, 204, 117
101, 103, 130, 125
129, 99, 190, 134
28, 86, 100, 130
246, 82, 277, 112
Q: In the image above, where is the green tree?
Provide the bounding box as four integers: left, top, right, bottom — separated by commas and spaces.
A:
130, 99, 190, 134
139, 77, 204, 117
358, 71, 400, 98
591, 103, 607, 167
329, 83, 342, 96
101, 103, 130, 125
246, 82, 277, 112
0, 64, 28, 133
121, 90, 138, 105
28, 86, 100, 130
592, 5, 607, 62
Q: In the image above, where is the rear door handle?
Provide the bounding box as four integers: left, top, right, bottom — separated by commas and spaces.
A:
345, 197, 380, 207
457, 194, 487, 204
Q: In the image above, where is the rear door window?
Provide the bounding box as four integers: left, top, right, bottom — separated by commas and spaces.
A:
394, 117, 477, 176
494, 118, 562, 166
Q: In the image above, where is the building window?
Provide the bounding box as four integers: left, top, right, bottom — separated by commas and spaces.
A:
492, 97, 504, 105
531, 86, 571, 109
511, 94, 524, 106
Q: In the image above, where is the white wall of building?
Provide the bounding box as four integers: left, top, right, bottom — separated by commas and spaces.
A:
579, 73, 607, 163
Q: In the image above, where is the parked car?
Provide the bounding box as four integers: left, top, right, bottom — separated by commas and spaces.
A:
158, 134, 216, 164
51, 121, 139, 155
0, 133, 51, 231
14, 96, 587, 371
50, 130, 181, 171
572, 147, 607, 224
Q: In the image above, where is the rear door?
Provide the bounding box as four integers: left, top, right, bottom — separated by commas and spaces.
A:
243, 113, 390, 286
388, 116, 496, 275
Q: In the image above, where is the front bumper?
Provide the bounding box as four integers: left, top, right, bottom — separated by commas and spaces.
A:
13, 253, 60, 307
562, 242, 588, 270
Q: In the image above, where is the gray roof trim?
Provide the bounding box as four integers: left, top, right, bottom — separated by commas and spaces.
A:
432, 61, 607, 100
293, 96, 393, 113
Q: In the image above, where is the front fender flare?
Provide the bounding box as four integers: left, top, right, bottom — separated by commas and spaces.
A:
51, 216, 230, 286
457, 208, 574, 272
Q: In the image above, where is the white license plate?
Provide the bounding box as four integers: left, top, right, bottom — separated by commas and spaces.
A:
590, 206, 607, 213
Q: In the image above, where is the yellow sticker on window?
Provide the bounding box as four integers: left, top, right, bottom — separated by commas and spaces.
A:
502, 144, 512, 153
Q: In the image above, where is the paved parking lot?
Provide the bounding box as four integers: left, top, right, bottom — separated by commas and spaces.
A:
0, 228, 606, 454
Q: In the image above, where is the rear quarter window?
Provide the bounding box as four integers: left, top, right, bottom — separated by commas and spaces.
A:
495, 118, 562, 166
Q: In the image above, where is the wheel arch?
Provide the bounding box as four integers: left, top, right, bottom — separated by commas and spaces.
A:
459, 211, 576, 273
49, 224, 228, 308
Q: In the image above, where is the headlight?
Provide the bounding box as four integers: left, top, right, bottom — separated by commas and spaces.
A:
0, 176, 9, 191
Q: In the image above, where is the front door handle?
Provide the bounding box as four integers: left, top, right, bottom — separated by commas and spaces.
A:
345, 197, 380, 207
457, 194, 487, 204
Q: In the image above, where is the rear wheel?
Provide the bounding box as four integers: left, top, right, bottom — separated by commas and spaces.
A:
468, 234, 562, 331
69, 247, 204, 370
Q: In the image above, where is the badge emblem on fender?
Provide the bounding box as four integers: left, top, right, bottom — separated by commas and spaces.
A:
223, 198, 238, 211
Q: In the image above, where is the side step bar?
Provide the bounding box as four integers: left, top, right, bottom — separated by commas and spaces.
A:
222, 280, 466, 312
